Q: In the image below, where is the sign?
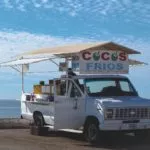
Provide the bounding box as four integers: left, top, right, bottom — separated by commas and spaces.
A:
72, 50, 129, 74
59, 62, 67, 71
23, 64, 29, 73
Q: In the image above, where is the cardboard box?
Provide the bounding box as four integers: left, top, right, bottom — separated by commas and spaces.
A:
42, 85, 50, 94
33, 85, 42, 94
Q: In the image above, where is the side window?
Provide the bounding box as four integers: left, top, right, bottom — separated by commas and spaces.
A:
56, 80, 67, 96
70, 83, 82, 98
86, 80, 116, 93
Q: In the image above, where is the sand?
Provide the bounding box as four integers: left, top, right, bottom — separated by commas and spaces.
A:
0, 118, 149, 150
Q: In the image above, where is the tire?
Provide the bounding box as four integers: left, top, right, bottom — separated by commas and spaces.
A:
33, 113, 44, 127
134, 130, 149, 139
30, 125, 49, 136
83, 120, 100, 143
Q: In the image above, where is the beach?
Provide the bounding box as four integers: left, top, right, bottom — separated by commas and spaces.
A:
0, 118, 149, 150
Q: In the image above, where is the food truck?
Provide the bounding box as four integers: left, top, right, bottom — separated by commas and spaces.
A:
0, 41, 150, 143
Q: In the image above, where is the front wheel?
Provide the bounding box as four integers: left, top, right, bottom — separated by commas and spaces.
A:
83, 120, 100, 143
134, 130, 149, 139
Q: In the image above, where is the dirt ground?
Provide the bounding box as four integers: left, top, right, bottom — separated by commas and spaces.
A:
0, 129, 150, 150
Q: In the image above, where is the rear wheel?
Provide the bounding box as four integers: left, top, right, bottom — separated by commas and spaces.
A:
33, 113, 44, 127
83, 120, 100, 143
30, 112, 48, 136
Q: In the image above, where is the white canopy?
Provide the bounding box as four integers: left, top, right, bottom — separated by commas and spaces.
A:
0, 57, 51, 67
18, 41, 141, 58
128, 59, 147, 66
0, 42, 145, 92
0, 42, 146, 71
0, 57, 146, 67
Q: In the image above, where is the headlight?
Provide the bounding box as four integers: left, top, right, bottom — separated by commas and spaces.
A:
105, 109, 114, 119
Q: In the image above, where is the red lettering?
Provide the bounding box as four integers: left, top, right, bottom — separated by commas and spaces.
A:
119, 52, 127, 61
82, 51, 91, 60
101, 52, 110, 60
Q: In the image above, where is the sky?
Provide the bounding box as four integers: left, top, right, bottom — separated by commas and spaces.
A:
0, 0, 150, 99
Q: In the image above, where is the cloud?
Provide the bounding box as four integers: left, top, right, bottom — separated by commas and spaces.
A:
0, 0, 150, 24
3, 0, 13, 8
0, 29, 93, 75
0, 30, 91, 62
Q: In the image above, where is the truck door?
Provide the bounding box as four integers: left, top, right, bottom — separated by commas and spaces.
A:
54, 78, 85, 129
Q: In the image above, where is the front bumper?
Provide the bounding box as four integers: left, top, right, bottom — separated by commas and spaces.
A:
100, 120, 150, 131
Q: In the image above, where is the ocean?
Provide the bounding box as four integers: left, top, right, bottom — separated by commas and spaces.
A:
0, 100, 20, 118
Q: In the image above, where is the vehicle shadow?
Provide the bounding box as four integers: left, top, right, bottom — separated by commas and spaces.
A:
78, 133, 150, 150
47, 131, 150, 150
47, 130, 85, 141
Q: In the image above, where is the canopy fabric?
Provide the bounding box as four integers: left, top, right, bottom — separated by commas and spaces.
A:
18, 41, 141, 58
0, 57, 51, 67
128, 59, 147, 66
0, 42, 145, 69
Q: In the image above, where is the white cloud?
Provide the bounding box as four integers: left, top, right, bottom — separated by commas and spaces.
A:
0, 0, 150, 23
0, 30, 90, 62
17, 4, 26, 11
3, 0, 13, 8
41, 0, 48, 3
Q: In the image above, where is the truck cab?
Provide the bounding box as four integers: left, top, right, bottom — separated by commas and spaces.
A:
21, 74, 150, 142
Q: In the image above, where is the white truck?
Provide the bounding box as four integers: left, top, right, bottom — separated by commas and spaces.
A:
0, 42, 149, 142
21, 74, 150, 142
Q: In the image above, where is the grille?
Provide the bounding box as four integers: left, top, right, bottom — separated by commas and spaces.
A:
115, 107, 149, 120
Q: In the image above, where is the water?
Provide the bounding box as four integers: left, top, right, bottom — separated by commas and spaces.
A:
0, 100, 20, 118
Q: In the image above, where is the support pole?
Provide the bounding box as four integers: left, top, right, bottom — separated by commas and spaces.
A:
21, 65, 24, 93
65, 58, 69, 95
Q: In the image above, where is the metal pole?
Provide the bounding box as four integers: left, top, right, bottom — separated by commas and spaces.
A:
21, 65, 24, 93
65, 58, 69, 96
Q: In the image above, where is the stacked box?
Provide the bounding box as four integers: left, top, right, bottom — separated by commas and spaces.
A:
33, 85, 42, 94
41, 85, 50, 94
34, 85, 50, 94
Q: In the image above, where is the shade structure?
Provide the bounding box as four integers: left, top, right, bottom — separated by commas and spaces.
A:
0, 57, 51, 67
0, 41, 146, 72
18, 41, 141, 58
0, 57, 146, 67
128, 59, 147, 66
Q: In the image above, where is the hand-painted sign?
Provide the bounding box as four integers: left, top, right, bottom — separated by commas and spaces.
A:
72, 50, 129, 74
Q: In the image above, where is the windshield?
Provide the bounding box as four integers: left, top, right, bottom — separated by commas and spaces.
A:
84, 78, 137, 97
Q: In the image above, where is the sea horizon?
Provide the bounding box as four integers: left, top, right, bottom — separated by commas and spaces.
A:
0, 99, 20, 118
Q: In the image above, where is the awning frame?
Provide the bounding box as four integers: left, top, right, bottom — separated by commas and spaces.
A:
0, 41, 147, 93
